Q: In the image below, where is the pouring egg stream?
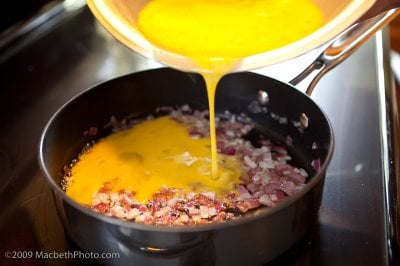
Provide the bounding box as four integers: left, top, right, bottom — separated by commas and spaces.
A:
137, 0, 324, 178
66, 0, 324, 206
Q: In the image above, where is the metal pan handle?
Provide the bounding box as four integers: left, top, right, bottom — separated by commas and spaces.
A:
290, 8, 400, 96
113, 229, 214, 257
358, 0, 400, 21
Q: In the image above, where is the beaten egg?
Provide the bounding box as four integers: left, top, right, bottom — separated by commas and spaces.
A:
67, 116, 242, 204
138, 0, 324, 61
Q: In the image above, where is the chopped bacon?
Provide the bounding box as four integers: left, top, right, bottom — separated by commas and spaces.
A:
93, 203, 110, 213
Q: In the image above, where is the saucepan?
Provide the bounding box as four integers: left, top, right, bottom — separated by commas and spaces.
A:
39, 8, 399, 266
40, 67, 332, 265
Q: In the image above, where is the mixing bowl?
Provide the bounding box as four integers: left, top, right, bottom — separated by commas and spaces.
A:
86, 0, 377, 72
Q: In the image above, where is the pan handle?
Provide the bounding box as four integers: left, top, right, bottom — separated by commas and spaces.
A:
289, 8, 400, 96
127, 233, 214, 256
113, 229, 215, 257
358, 0, 400, 22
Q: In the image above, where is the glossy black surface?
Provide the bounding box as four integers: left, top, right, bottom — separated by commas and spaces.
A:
0, 4, 393, 266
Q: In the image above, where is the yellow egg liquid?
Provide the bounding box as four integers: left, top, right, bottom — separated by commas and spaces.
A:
67, 0, 324, 204
138, 0, 324, 59
67, 116, 241, 204
137, 0, 324, 179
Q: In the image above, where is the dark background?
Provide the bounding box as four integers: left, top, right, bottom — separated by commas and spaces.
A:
0, 0, 59, 33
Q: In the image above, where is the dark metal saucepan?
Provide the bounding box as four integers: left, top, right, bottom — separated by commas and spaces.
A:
39, 67, 333, 266
38, 9, 399, 266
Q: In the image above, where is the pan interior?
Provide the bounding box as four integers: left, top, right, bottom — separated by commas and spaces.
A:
40, 68, 332, 225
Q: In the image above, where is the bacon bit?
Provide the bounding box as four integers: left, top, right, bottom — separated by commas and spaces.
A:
235, 201, 249, 212
110, 205, 126, 219
214, 201, 228, 212
126, 208, 140, 220
138, 204, 148, 212
120, 198, 132, 211
225, 192, 237, 199
247, 199, 262, 209
235, 200, 260, 212
193, 193, 214, 207
93, 203, 110, 213
201, 192, 216, 201
237, 185, 251, 198
92, 192, 109, 205
152, 188, 175, 202
199, 206, 211, 218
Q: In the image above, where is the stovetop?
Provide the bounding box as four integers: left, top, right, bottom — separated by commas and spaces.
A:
0, 2, 398, 265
